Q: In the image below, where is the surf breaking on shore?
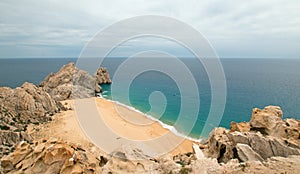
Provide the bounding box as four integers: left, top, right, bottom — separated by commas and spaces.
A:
97, 93, 203, 143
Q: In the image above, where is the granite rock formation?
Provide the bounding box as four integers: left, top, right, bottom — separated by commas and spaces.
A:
0, 82, 61, 158
40, 62, 112, 100
95, 67, 111, 93
1, 139, 101, 174
205, 106, 300, 163
40, 62, 96, 101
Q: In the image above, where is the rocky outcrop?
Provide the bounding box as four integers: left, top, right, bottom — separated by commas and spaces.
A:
1, 139, 101, 174
40, 62, 112, 100
0, 82, 61, 158
235, 143, 264, 162
205, 106, 300, 163
102, 145, 159, 173
250, 106, 284, 135
0, 82, 60, 123
96, 67, 111, 87
0, 131, 31, 157
40, 62, 97, 101
230, 121, 250, 132
250, 106, 300, 140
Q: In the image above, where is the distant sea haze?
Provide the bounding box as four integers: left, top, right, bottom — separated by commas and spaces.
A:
1, 58, 300, 139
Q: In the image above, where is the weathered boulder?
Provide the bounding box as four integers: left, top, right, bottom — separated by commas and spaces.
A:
249, 106, 300, 141
0, 140, 101, 174
235, 143, 263, 162
205, 127, 235, 163
230, 121, 250, 132
205, 127, 300, 163
250, 106, 284, 135
189, 157, 220, 174
40, 62, 97, 101
102, 145, 159, 173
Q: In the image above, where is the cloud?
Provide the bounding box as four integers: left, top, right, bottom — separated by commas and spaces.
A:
0, 0, 300, 58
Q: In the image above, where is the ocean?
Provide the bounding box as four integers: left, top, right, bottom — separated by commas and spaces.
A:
1, 58, 300, 139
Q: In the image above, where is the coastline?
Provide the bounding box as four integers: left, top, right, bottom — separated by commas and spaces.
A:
30, 97, 196, 157
98, 94, 203, 143
95, 97, 195, 156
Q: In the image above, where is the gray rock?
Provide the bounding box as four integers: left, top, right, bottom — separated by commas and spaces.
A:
236, 143, 264, 162
40, 62, 97, 101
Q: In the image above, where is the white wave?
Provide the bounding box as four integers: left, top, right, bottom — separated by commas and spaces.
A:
96, 96, 203, 142
96, 93, 103, 98
102, 91, 108, 94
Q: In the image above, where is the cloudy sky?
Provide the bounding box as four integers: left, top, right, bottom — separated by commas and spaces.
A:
0, 0, 299, 58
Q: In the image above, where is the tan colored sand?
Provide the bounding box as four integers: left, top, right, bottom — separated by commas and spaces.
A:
28, 98, 195, 157
96, 97, 194, 156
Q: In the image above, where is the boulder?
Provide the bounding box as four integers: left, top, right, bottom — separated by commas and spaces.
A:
102, 145, 159, 173
193, 143, 205, 159
235, 143, 263, 162
250, 106, 284, 135
205, 127, 235, 163
205, 124, 300, 163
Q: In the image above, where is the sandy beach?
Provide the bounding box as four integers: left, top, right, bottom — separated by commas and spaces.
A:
29, 97, 195, 158
95, 97, 194, 156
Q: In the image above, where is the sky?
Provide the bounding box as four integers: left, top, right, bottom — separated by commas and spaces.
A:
0, 0, 300, 58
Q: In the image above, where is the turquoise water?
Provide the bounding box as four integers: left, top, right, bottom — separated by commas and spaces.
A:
1, 58, 300, 139
100, 58, 300, 139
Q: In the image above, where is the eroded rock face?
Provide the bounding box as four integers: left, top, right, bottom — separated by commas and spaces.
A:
40, 62, 97, 101
206, 128, 235, 163
0, 82, 60, 122
235, 143, 264, 162
0, 139, 101, 174
96, 67, 111, 85
230, 122, 250, 132
0, 82, 61, 158
205, 106, 300, 163
40, 62, 112, 100
250, 106, 300, 139
102, 145, 159, 174
95, 67, 112, 93
250, 106, 284, 135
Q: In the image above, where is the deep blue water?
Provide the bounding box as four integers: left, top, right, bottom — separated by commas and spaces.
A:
1, 58, 300, 139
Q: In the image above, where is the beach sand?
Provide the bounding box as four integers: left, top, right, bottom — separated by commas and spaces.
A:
29, 97, 194, 158
95, 97, 194, 156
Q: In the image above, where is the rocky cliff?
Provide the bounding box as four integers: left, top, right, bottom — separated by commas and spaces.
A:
95, 67, 111, 93
39, 62, 111, 100
204, 106, 300, 163
0, 82, 62, 158
39, 62, 96, 101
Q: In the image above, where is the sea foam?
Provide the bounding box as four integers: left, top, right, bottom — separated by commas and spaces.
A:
97, 96, 202, 143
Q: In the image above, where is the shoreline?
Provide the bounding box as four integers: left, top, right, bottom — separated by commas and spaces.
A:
94, 97, 195, 156
30, 97, 196, 157
97, 95, 204, 143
